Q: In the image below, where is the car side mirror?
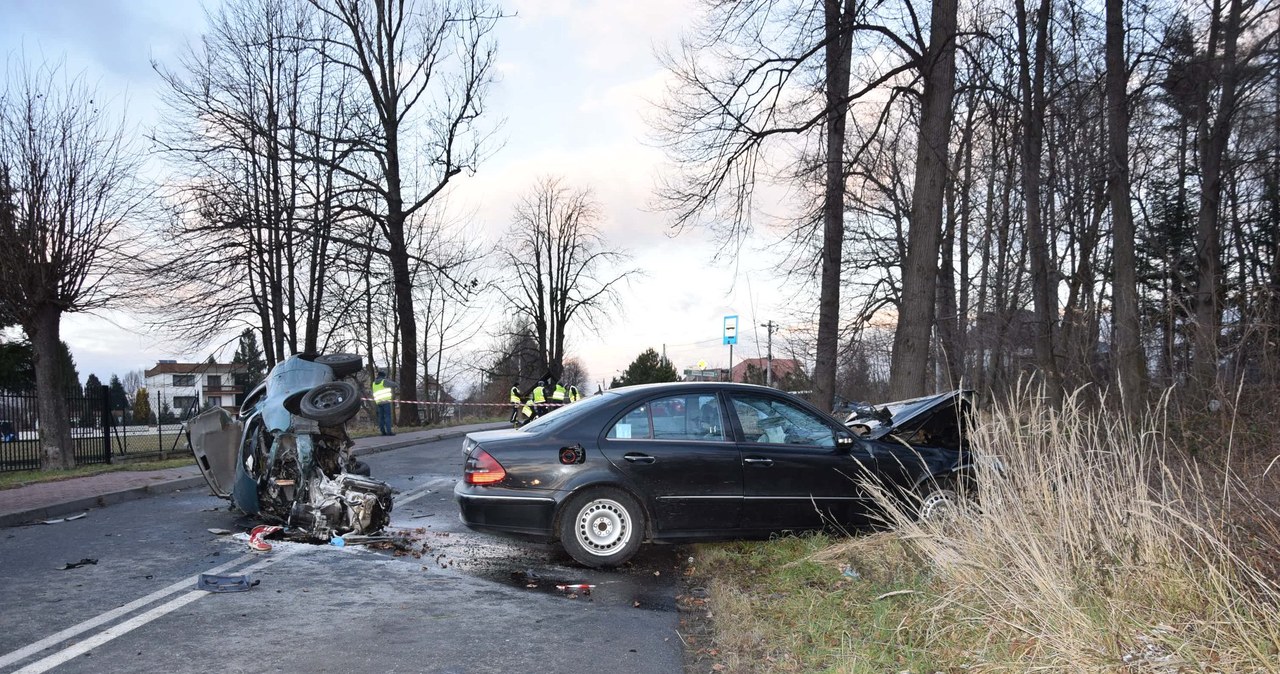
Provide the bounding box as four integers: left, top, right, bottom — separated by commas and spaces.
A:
835, 431, 855, 449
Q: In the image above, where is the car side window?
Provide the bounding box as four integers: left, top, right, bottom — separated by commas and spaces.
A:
606, 404, 652, 439
606, 394, 727, 442
729, 394, 836, 447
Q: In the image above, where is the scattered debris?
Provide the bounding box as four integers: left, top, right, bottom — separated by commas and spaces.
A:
248, 525, 283, 552
556, 583, 595, 596
840, 564, 861, 579
874, 589, 919, 601
207, 528, 232, 536
330, 535, 345, 547
197, 573, 259, 593
58, 558, 98, 570
42, 512, 88, 525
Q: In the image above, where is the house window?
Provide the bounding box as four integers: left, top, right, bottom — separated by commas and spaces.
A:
207, 396, 222, 408
173, 396, 198, 413
173, 374, 195, 387
207, 375, 221, 388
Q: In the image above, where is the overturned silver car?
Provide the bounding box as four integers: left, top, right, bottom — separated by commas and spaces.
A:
187, 353, 392, 539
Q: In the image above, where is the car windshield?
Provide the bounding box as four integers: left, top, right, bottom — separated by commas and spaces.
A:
520, 392, 615, 433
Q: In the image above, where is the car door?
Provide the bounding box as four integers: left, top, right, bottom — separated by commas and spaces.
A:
727, 392, 876, 532
597, 392, 743, 534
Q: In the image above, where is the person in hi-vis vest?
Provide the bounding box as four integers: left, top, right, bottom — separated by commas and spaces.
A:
372, 370, 397, 436
509, 383, 523, 426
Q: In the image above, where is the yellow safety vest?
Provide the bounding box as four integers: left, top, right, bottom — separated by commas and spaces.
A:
510, 387, 522, 404
569, 386, 580, 402
372, 379, 392, 403
551, 384, 566, 402
531, 386, 545, 403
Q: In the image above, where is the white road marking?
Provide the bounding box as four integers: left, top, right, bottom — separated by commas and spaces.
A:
394, 478, 453, 508
0, 552, 263, 669
11, 548, 300, 674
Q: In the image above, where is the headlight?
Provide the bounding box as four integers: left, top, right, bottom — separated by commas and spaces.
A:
461, 436, 477, 456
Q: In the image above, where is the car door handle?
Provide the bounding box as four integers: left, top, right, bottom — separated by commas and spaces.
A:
743, 457, 774, 467
623, 453, 656, 464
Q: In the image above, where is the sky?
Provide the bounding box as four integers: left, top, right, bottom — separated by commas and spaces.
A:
1, 0, 802, 392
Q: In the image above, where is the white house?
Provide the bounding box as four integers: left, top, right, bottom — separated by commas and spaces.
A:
143, 360, 247, 417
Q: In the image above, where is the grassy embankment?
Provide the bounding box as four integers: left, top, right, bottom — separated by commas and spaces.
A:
686, 387, 1280, 673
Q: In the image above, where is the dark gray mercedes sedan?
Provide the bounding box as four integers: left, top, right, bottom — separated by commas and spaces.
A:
455, 382, 974, 568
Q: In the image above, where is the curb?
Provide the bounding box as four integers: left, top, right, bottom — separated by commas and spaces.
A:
0, 475, 209, 529
350, 426, 491, 458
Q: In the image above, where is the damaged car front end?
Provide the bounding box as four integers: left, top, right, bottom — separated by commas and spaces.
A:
187, 353, 392, 539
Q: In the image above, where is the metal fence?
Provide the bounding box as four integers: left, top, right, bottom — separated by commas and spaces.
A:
0, 385, 191, 473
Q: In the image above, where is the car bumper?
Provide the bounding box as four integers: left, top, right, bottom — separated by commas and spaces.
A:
454, 482, 558, 541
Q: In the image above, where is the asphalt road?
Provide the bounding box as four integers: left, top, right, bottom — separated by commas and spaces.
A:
0, 437, 688, 674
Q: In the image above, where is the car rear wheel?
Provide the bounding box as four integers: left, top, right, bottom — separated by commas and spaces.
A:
313, 353, 363, 378
558, 488, 644, 568
298, 381, 362, 425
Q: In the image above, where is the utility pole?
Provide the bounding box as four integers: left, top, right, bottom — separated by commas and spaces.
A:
760, 320, 778, 387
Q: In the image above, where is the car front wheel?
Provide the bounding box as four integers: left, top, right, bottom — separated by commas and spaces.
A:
558, 488, 645, 568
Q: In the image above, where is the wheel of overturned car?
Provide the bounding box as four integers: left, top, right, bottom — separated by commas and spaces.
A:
313, 353, 363, 378
559, 487, 645, 568
298, 381, 362, 426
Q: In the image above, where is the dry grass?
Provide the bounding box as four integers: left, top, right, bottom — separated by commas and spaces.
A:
860, 384, 1280, 671
690, 386, 1280, 672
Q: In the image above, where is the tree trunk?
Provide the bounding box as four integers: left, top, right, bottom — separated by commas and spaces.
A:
1192, 0, 1243, 393
889, 0, 958, 399
1017, 0, 1062, 404
813, 0, 855, 412
1106, 0, 1145, 413
29, 304, 75, 469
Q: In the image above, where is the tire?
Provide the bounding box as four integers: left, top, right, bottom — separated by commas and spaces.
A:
558, 487, 645, 568
348, 459, 372, 477
313, 353, 363, 378
298, 381, 362, 426
915, 475, 973, 522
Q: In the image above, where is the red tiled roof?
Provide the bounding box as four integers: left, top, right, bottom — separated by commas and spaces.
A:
730, 358, 802, 383
144, 362, 248, 377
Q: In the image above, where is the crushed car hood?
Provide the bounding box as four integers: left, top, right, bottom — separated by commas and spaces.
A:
843, 389, 970, 440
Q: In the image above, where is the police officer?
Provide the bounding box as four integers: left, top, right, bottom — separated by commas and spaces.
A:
568, 385, 580, 403
372, 370, 396, 436
550, 379, 567, 408
509, 382, 523, 426
530, 379, 547, 418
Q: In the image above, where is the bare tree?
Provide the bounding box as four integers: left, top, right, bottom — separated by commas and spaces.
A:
150, 0, 370, 363
311, 0, 500, 425
888, 0, 958, 399
498, 177, 636, 378
1106, 0, 1145, 412
656, 1, 884, 411
0, 59, 146, 469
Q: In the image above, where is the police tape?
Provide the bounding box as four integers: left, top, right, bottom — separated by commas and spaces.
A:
361, 398, 571, 407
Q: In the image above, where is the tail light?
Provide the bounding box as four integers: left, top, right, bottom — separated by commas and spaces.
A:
465, 449, 507, 485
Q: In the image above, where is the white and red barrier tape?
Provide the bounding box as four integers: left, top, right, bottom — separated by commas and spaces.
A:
361, 398, 571, 407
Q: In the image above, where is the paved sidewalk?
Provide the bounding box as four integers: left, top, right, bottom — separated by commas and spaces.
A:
0, 421, 506, 528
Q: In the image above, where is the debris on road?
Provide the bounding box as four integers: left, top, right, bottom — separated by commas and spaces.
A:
197, 574, 259, 593
248, 524, 283, 551
207, 528, 232, 536
57, 558, 98, 570
41, 512, 88, 525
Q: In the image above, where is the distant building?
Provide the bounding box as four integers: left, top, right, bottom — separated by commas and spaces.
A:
144, 360, 248, 416
730, 358, 803, 385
